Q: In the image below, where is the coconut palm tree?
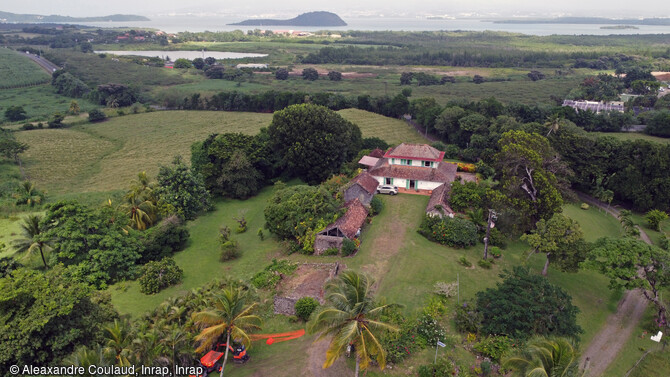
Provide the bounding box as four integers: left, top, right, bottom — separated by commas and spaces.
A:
308, 270, 399, 377
12, 214, 50, 269
502, 337, 584, 377
544, 115, 562, 137
161, 324, 194, 368
192, 287, 262, 377
13, 180, 45, 207
122, 190, 157, 230
64, 346, 115, 374
103, 319, 135, 366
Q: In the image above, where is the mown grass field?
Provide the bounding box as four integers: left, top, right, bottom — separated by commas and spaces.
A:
15, 109, 428, 193
0, 49, 50, 89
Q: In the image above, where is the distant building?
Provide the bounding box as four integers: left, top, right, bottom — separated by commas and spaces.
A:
236, 63, 268, 69
562, 100, 624, 113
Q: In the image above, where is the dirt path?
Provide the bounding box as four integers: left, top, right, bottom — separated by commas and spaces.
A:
577, 192, 652, 376
306, 338, 352, 377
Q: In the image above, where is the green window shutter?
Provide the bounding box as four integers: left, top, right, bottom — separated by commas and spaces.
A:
401, 159, 405, 165
392, 158, 395, 164
407, 159, 412, 166
406, 180, 409, 189
430, 161, 434, 167
391, 178, 394, 185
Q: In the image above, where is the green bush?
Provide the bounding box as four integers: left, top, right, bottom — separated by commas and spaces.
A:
251, 259, 298, 289
220, 239, 240, 261
415, 314, 446, 344
138, 257, 183, 294
473, 335, 513, 362
341, 238, 357, 256
458, 256, 472, 267
478, 259, 492, 269
322, 247, 339, 256
419, 215, 478, 248
257, 228, 265, 240
417, 357, 455, 377
454, 303, 482, 334
139, 215, 190, 263
369, 196, 383, 215
294, 297, 319, 321
489, 246, 502, 258
580, 203, 590, 210
88, 108, 106, 122
646, 209, 668, 231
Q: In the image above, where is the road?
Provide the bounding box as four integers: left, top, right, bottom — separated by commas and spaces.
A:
577, 192, 652, 377
22, 52, 59, 75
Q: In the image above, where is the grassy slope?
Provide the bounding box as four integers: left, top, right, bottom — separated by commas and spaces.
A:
0, 85, 97, 121
15, 109, 427, 193
0, 49, 50, 89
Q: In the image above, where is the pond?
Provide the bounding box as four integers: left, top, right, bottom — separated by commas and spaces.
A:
94, 50, 267, 60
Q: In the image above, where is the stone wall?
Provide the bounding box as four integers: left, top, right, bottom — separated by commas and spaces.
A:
314, 235, 344, 255
273, 296, 299, 315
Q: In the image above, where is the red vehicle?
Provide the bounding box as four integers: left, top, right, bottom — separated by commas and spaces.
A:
196, 341, 250, 376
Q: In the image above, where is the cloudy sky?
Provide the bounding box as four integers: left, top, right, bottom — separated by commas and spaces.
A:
2, 0, 668, 18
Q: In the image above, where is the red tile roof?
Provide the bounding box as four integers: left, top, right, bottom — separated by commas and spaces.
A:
426, 183, 454, 215
323, 199, 368, 239
349, 171, 379, 195
384, 143, 445, 162
368, 160, 457, 183
369, 148, 385, 158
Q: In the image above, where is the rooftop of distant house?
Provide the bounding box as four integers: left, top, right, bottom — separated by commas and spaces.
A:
384, 143, 446, 162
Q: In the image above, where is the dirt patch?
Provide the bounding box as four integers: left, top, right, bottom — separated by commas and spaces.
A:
307, 338, 351, 377
652, 72, 670, 81
276, 263, 342, 303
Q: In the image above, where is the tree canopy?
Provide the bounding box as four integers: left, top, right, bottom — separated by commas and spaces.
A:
155, 156, 211, 220
476, 267, 583, 340
268, 104, 362, 184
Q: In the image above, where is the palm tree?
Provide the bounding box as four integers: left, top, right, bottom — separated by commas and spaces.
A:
308, 271, 399, 377
161, 324, 193, 368
503, 337, 584, 377
544, 115, 562, 137
13, 181, 45, 207
103, 319, 135, 366
123, 190, 157, 230
192, 287, 262, 377
12, 215, 50, 269
64, 346, 115, 375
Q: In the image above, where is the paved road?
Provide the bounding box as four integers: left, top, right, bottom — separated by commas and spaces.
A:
577, 192, 652, 377
22, 52, 59, 75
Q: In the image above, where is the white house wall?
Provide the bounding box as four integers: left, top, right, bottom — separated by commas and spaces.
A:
418, 181, 443, 190
389, 158, 438, 168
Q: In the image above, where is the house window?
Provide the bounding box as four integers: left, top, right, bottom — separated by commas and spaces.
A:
400, 159, 406, 165
407, 159, 412, 166
392, 158, 395, 164
423, 161, 432, 167
385, 177, 393, 185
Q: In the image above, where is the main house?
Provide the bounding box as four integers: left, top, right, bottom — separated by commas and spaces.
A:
362, 143, 458, 195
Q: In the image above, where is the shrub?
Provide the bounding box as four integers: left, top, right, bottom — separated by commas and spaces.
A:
88, 108, 106, 122
138, 257, 183, 294
250, 259, 297, 289
220, 239, 240, 261
431, 141, 447, 152
419, 215, 478, 248
433, 281, 458, 298
294, 297, 319, 321
322, 247, 339, 256
48, 113, 65, 128
302, 67, 319, 81
20, 123, 35, 131
458, 256, 472, 267
423, 296, 448, 318
140, 215, 190, 263
473, 335, 513, 362
369, 196, 383, 215
478, 259, 492, 269
489, 246, 502, 258
456, 162, 477, 173
275, 68, 289, 80
415, 314, 446, 344
380, 312, 419, 363
580, 203, 590, 210
341, 238, 357, 256
418, 357, 455, 377
454, 303, 482, 334
257, 228, 265, 240
646, 209, 668, 231
443, 144, 460, 159
327, 71, 342, 81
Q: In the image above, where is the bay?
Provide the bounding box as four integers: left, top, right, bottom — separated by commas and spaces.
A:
94, 50, 267, 60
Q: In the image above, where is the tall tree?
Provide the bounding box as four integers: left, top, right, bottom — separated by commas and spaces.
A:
521, 213, 587, 276
12, 215, 50, 269
155, 156, 211, 220
503, 337, 584, 377
192, 287, 262, 377
268, 104, 362, 184
586, 237, 670, 328
493, 130, 571, 232
308, 271, 398, 377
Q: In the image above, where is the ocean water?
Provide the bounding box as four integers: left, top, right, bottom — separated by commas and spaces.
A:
75, 16, 670, 36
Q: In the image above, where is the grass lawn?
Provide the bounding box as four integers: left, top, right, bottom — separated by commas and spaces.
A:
593, 132, 670, 145
15, 109, 426, 194
109, 184, 284, 317
562, 202, 623, 242
0, 84, 97, 121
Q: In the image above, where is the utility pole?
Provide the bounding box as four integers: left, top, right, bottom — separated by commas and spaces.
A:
483, 209, 494, 260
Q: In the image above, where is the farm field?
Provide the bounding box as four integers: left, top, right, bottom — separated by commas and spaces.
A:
0, 84, 97, 120
0, 48, 50, 89
15, 109, 428, 193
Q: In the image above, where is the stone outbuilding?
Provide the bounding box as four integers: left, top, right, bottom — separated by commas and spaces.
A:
343, 171, 379, 206
314, 199, 368, 255
426, 183, 455, 218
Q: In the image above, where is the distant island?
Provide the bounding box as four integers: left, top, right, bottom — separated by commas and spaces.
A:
493, 17, 670, 25
0, 11, 149, 23
600, 25, 639, 30
229, 11, 346, 27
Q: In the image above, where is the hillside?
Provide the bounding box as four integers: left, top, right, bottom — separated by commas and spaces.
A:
0, 11, 149, 22
229, 11, 346, 26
